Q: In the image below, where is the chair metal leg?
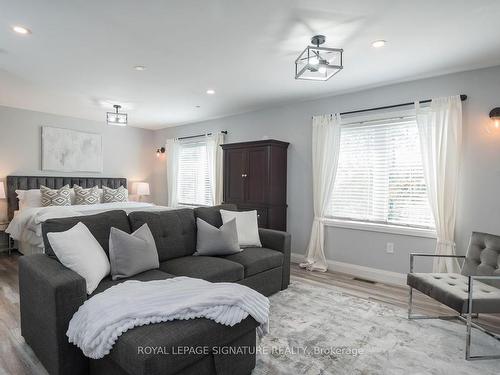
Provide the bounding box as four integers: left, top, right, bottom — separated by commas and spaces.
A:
407, 287, 413, 319
466, 312, 472, 359
407, 284, 500, 360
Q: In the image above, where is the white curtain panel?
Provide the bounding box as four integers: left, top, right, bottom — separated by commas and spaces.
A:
166, 138, 180, 207
206, 133, 225, 205
300, 114, 342, 272
416, 96, 462, 273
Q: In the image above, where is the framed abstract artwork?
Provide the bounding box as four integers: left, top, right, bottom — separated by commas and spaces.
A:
41, 126, 103, 172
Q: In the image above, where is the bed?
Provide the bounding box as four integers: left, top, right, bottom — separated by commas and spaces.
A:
5, 175, 171, 255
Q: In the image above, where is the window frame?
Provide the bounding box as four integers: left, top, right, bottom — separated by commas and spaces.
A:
176, 138, 213, 207
325, 108, 437, 238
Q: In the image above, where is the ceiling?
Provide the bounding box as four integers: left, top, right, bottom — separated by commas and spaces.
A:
1, 0, 500, 129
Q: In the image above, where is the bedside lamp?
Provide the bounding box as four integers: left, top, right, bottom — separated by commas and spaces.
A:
0, 181, 5, 200
133, 182, 150, 202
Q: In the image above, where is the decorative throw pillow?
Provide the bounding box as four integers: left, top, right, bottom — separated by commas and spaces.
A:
220, 209, 262, 248
109, 224, 159, 280
47, 222, 110, 294
102, 186, 128, 203
74, 185, 101, 205
195, 218, 241, 256
40, 185, 72, 207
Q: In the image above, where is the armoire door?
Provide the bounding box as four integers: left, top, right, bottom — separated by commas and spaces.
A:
223, 149, 247, 203
245, 146, 268, 204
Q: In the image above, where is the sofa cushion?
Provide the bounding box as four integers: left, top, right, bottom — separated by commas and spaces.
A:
407, 272, 500, 313
105, 316, 258, 375
224, 248, 283, 277
128, 209, 196, 262
160, 256, 244, 282
90, 269, 174, 297
43, 210, 131, 259
194, 204, 237, 228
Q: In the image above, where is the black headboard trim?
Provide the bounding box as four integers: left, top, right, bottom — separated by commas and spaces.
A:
6, 175, 127, 220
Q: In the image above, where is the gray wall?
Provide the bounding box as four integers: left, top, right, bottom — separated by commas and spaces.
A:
151, 65, 500, 274
0, 105, 155, 222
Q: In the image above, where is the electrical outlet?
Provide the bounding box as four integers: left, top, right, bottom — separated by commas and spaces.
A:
386, 242, 394, 254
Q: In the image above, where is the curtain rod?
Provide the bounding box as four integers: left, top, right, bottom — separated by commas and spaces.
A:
177, 130, 228, 141
315, 94, 467, 118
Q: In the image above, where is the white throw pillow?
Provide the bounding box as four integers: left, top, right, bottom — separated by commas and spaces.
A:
47, 222, 110, 294
16, 189, 42, 209
220, 209, 262, 248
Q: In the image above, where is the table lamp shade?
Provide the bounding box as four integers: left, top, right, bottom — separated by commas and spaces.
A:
133, 182, 150, 196
0, 181, 5, 199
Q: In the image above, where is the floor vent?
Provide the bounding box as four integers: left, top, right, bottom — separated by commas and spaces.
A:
352, 277, 377, 284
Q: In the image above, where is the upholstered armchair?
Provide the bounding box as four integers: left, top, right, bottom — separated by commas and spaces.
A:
407, 232, 500, 360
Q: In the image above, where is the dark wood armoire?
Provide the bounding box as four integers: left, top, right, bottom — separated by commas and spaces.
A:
221, 139, 289, 231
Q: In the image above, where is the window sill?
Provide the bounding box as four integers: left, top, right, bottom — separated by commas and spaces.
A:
323, 218, 437, 239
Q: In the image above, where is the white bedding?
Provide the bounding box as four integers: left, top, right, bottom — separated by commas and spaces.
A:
6, 202, 171, 253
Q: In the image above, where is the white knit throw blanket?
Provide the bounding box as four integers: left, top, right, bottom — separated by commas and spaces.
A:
67, 277, 270, 359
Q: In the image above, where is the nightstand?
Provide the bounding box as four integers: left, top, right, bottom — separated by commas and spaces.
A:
0, 222, 12, 255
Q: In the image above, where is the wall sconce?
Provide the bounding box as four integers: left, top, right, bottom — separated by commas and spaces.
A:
490, 108, 500, 128
156, 147, 165, 157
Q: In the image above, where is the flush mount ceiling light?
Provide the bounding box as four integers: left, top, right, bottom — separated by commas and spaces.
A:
12, 25, 31, 35
295, 35, 343, 81
133, 65, 146, 71
206, 89, 216, 95
372, 40, 387, 48
106, 105, 127, 126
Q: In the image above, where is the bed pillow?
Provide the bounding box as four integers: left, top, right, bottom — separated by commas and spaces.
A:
74, 185, 101, 205
220, 209, 262, 248
40, 185, 72, 207
195, 218, 241, 256
102, 186, 128, 203
109, 224, 159, 280
47, 222, 110, 294
16, 189, 42, 209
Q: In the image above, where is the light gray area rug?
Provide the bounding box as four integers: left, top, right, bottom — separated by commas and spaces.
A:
254, 279, 499, 375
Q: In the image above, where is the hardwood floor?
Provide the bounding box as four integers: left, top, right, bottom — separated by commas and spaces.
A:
0, 252, 498, 374
0, 253, 47, 375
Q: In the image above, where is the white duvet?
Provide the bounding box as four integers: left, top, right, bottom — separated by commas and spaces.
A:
67, 277, 270, 359
6, 202, 171, 251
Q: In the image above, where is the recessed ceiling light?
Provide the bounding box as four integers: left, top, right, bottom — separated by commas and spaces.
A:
372, 40, 387, 48
12, 25, 31, 35
206, 89, 215, 95
133, 65, 146, 71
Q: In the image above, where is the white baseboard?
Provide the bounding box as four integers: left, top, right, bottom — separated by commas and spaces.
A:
291, 253, 406, 286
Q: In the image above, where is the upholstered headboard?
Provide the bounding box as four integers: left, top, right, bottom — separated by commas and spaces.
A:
6, 176, 127, 220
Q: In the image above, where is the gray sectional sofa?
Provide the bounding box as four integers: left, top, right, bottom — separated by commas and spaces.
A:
18, 204, 291, 375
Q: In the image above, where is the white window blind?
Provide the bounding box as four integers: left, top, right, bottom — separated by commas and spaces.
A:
177, 140, 213, 206
327, 116, 435, 229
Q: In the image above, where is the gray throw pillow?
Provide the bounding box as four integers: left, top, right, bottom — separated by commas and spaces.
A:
74, 185, 100, 205
109, 224, 159, 280
195, 218, 241, 256
40, 185, 71, 206
103, 186, 128, 203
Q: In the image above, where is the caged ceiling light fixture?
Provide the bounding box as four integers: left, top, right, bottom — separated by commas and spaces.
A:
295, 35, 343, 81
106, 104, 127, 126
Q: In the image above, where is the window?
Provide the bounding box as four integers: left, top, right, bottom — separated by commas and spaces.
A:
177, 140, 213, 206
327, 115, 435, 229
